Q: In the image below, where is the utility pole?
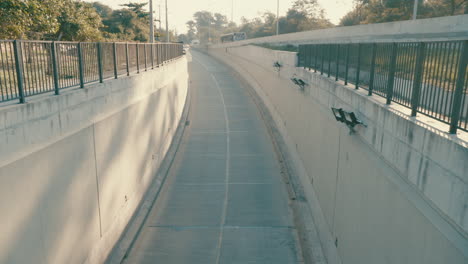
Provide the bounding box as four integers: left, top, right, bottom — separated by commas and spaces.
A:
276, 0, 279, 35
208, 21, 211, 44
165, 0, 169, 42
149, 0, 154, 43
231, 0, 234, 22
413, 0, 419, 20
159, 4, 162, 32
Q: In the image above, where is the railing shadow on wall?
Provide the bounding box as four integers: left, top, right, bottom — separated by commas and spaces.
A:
0, 40, 184, 105
298, 40, 468, 134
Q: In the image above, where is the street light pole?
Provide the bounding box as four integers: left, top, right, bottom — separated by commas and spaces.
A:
413, 0, 419, 20
276, 0, 279, 35
165, 0, 169, 42
149, 0, 154, 43
159, 4, 162, 32
231, 0, 234, 22
208, 20, 211, 44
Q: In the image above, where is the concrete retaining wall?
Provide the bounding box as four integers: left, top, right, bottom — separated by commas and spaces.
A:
0, 57, 188, 264
212, 15, 468, 47
206, 45, 468, 264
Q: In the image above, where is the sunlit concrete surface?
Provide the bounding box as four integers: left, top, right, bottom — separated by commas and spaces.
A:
206, 44, 468, 264
122, 50, 303, 264
0, 58, 188, 264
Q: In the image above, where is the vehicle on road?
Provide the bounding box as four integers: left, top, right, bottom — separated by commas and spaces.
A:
221, 32, 247, 43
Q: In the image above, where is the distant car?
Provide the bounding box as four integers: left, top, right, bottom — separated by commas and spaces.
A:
182, 44, 190, 54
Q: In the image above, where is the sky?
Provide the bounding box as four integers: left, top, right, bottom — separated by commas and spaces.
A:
84, 0, 354, 35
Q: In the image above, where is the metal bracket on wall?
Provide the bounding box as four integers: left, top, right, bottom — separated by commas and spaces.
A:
273, 61, 283, 72
331, 107, 367, 134
291, 76, 308, 91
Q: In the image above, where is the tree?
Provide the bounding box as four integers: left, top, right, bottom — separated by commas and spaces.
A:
192, 11, 220, 43
423, 0, 467, 17
178, 33, 189, 43
183, 0, 332, 42
339, 0, 467, 26
214, 13, 228, 29
292, 0, 324, 18
92, 2, 113, 19
101, 3, 150, 42
121, 2, 149, 18
281, 0, 332, 34
186, 20, 197, 41
55, 1, 103, 41
0, 0, 65, 39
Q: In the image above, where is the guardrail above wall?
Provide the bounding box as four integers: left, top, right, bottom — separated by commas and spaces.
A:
298, 39, 468, 134
0, 40, 184, 104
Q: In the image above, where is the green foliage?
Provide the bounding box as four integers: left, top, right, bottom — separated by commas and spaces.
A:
339, 0, 467, 26
0, 0, 103, 41
423, 0, 467, 17
0, 0, 64, 39
188, 11, 231, 43
100, 2, 150, 42
120, 3, 149, 18
185, 0, 332, 44
186, 20, 197, 41
56, 1, 103, 41
92, 2, 113, 19
0, 0, 155, 42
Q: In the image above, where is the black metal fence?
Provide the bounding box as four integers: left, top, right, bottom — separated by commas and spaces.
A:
0, 40, 183, 104
298, 40, 468, 134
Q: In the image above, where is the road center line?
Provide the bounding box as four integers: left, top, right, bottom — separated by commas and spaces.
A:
195, 57, 231, 264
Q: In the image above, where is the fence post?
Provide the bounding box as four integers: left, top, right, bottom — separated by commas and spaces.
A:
355, 43, 361, 89
156, 44, 159, 66
345, 44, 350, 85
125, 43, 130, 76
297, 45, 305, 69
13, 40, 25, 103
113, 43, 118, 79
97, 42, 103, 83
136, 44, 140, 73
313, 45, 317, 73
300, 45, 304, 68
51, 42, 60, 95
449, 40, 468, 134
308, 45, 313, 70
368, 43, 377, 96
144, 44, 147, 71
386, 43, 398, 104
410, 42, 426, 116
320, 45, 325, 75
151, 44, 154, 69
77, 42, 85, 88
335, 44, 340, 81
327, 44, 332, 77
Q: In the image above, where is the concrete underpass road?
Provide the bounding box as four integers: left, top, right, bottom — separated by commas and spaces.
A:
123, 50, 304, 264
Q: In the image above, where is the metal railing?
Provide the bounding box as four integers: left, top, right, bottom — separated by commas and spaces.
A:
0, 40, 183, 104
298, 40, 468, 134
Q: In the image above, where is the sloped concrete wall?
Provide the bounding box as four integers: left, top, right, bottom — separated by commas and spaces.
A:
212, 15, 468, 47
0, 57, 188, 264
206, 46, 468, 264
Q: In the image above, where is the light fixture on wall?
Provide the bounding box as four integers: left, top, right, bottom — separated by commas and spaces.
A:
291, 77, 307, 91
273, 61, 282, 72
331, 107, 366, 133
